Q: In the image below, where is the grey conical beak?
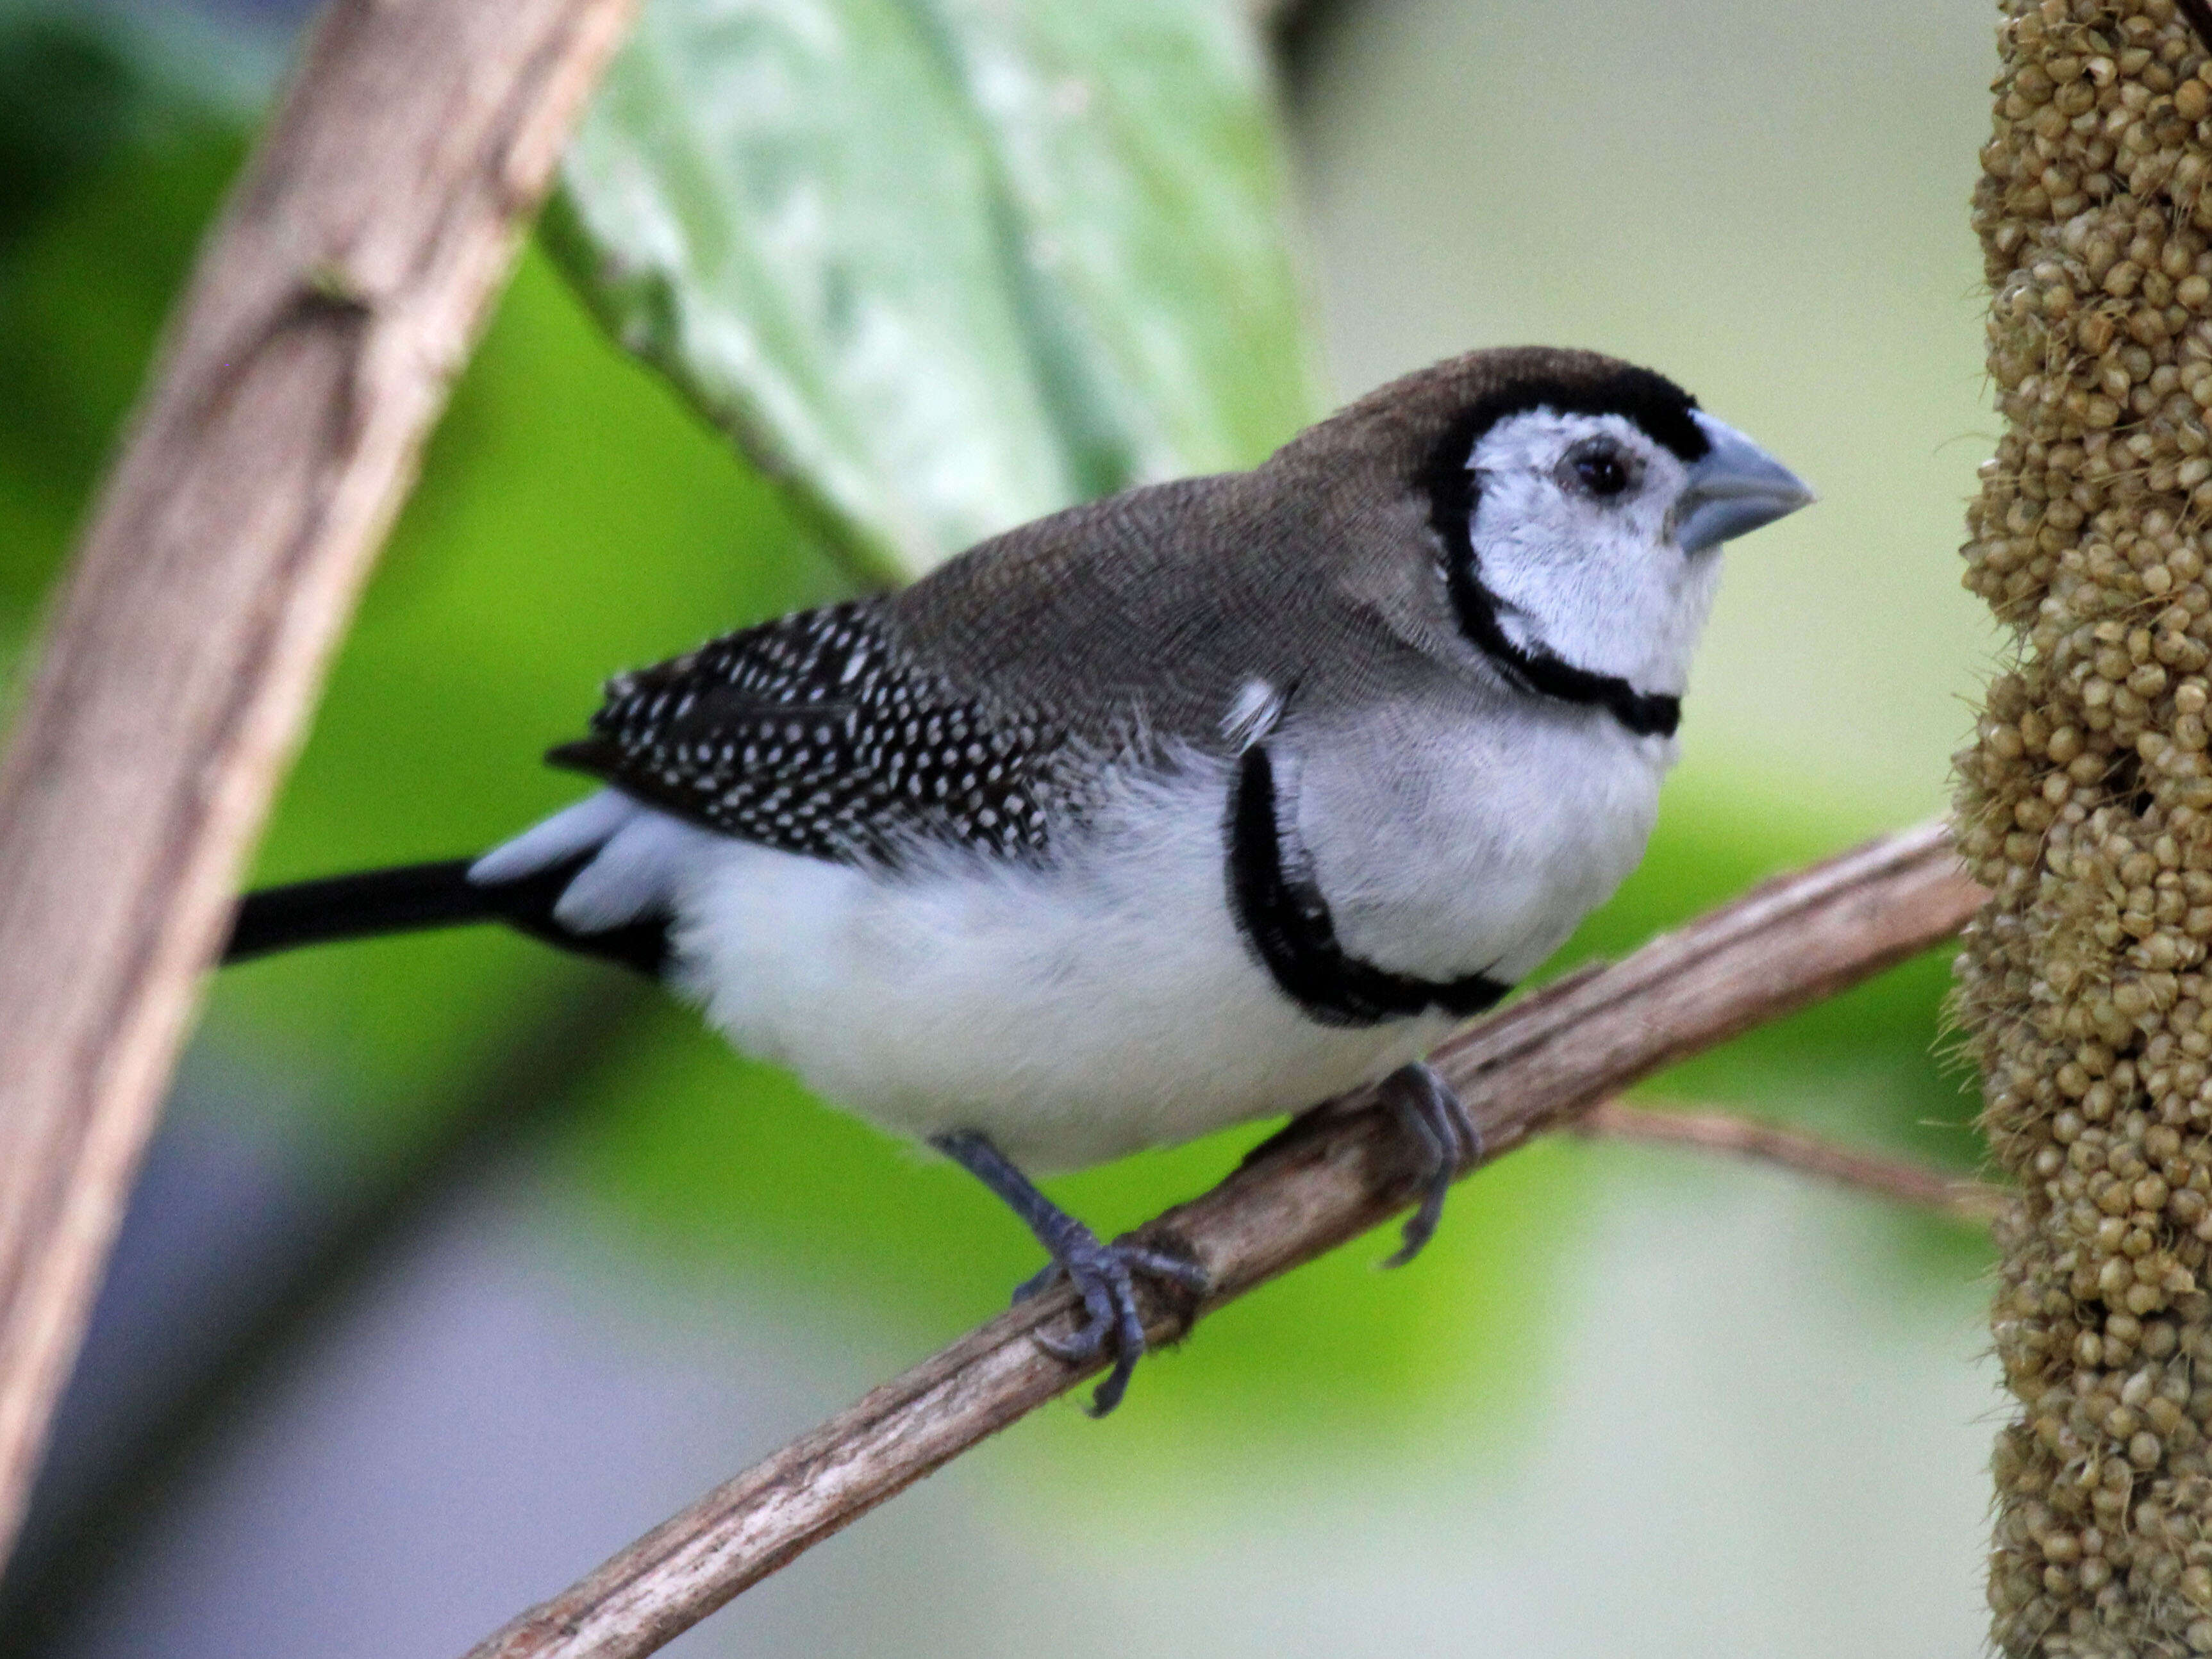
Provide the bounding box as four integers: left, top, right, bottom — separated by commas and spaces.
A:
1675, 412, 1815, 554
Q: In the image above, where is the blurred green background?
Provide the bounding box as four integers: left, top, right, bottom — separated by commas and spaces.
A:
0, 1, 2004, 1655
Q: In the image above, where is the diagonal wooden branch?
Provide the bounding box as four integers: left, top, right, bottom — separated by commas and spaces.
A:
1573, 1099, 2004, 1225
0, 0, 638, 1565
462, 819, 1986, 1659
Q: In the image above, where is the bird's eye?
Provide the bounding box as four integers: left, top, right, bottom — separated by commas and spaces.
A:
1564, 439, 1634, 498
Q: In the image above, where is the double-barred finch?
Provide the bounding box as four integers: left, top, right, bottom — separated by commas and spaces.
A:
228, 346, 1813, 1413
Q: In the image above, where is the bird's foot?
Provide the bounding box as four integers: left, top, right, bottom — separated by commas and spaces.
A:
931, 1129, 1207, 1417
1013, 1229, 1210, 1416
1379, 1061, 1480, 1268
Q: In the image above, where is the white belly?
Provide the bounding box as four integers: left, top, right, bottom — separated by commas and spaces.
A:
497, 708, 1669, 1176
665, 764, 1449, 1171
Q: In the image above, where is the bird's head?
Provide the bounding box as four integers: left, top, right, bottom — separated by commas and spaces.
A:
1281, 348, 1813, 735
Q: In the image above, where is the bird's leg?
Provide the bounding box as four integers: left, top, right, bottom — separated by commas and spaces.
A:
931, 1130, 1208, 1416
1379, 1061, 1481, 1268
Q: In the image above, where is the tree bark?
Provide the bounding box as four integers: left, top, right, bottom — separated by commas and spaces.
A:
462, 821, 1984, 1659
0, 0, 638, 1564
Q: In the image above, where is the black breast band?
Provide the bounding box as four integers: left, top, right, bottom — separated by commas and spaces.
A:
1225, 744, 1510, 1028
1438, 565, 1682, 740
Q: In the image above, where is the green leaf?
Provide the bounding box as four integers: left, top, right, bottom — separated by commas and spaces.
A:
551, 0, 1317, 581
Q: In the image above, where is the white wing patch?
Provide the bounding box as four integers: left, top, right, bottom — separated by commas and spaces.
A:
1219, 678, 1285, 754
469, 790, 638, 885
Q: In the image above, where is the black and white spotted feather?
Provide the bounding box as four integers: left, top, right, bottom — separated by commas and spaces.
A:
549, 601, 1075, 867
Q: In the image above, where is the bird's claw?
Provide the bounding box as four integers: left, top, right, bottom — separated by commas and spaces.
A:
928, 1128, 1204, 1417
1017, 1230, 1208, 1416
1380, 1062, 1479, 1268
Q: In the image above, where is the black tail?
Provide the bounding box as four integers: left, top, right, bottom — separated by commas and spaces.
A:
223, 856, 670, 978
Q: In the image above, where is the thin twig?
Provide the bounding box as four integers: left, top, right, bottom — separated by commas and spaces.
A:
0, 0, 638, 1565
460, 819, 1986, 1659
1572, 1099, 2004, 1226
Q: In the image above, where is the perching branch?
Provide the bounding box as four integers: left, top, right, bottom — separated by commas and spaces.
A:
0, 0, 638, 1565
461, 819, 1986, 1659
1574, 1099, 2003, 1226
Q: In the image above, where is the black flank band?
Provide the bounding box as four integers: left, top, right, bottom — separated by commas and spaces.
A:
1226, 744, 1510, 1028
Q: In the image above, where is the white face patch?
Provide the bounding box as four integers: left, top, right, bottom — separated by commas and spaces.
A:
1461, 408, 1724, 696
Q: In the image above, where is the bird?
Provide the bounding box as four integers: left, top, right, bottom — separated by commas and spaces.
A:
223, 346, 1813, 1414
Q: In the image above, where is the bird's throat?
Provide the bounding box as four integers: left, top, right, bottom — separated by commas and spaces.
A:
1440, 562, 1681, 739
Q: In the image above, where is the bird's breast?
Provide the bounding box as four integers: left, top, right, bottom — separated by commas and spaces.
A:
1290, 705, 1671, 986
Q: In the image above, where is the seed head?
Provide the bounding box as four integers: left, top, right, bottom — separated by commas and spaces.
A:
1967, 5, 2212, 1653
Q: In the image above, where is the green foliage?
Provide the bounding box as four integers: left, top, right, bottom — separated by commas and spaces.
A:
1561, 775, 1979, 1172
551, 0, 1316, 579
0, 16, 839, 1164
0, 15, 145, 248
210, 244, 846, 1163
0, 22, 235, 638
